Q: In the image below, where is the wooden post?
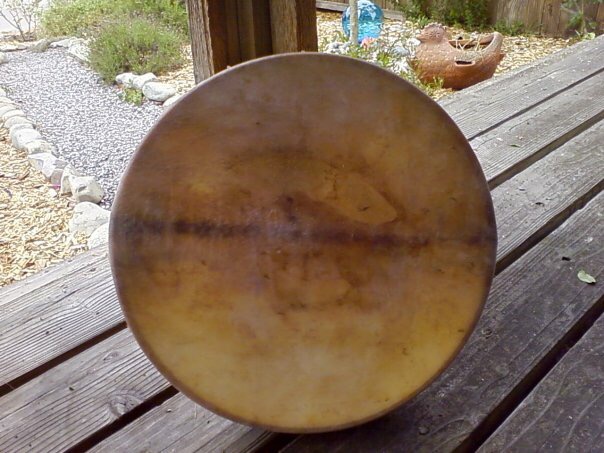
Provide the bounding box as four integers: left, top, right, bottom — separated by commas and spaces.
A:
349, 0, 359, 44
186, 0, 318, 83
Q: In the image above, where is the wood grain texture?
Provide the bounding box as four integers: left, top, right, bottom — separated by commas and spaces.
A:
270, 0, 317, 53
0, 246, 123, 388
281, 191, 604, 453
440, 35, 604, 139
185, 0, 221, 82
542, 0, 563, 35
0, 329, 169, 453
90, 393, 255, 453
471, 71, 604, 188
480, 315, 604, 452
492, 120, 603, 271
269, 0, 298, 53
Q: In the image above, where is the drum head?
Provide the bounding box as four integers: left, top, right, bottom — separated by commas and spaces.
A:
110, 53, 496, 433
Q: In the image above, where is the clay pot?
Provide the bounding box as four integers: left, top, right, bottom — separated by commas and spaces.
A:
411, 23, 505, 90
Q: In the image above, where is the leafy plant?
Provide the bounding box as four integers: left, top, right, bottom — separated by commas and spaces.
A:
40, 0, 114, 37
0, 0, 43, 40
121, 87, 144, 105
89, 18, 183, 83
41, 0, 188, 38
562, 0, 604, 36
392, 0, 490, 29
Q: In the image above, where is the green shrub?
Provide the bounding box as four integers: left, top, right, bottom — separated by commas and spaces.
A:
119, 0, 188, 35
41, 0, 188, 38
393, 0, 490, 29
40, 0, 114, 37
89, 18, 183, 82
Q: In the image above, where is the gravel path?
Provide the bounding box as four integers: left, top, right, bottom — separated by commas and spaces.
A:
0, 48, 163, 206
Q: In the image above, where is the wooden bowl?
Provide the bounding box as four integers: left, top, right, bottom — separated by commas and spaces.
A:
110, 53, 496, 433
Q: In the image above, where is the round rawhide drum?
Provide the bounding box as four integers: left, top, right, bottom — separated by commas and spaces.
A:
110, 53, 496, 433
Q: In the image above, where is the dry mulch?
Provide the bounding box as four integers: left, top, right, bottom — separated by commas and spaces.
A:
0, 130, 87, 287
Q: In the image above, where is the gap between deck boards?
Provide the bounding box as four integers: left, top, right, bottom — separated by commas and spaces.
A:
457, 303, 604, 452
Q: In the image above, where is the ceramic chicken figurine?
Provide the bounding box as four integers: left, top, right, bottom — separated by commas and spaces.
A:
412, 23, 505, 90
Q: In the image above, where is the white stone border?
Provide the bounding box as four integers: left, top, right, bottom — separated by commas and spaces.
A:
0, 84, 110, 248
115, 72, 181, 106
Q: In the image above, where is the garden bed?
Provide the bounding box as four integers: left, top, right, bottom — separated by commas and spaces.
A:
0, 130, 86, 287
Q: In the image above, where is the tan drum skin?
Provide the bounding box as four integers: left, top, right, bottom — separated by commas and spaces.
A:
109, 53, 497, 433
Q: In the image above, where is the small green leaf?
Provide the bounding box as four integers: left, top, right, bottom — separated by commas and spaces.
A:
577, 270, 596, 284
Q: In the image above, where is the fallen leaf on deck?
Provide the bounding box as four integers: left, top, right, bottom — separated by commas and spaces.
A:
577, 270, 596, 284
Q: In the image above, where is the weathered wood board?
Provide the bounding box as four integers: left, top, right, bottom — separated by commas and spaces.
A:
491, 120, 603, 271
0, 330, 169, 453
0, 247, 122, 389
480, 314, 604, 452
470, 72, 604, 189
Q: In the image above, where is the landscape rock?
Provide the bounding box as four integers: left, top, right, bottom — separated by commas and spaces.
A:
0, 105, 16, 118
2, 109, 26, 122
87, 222, 110, 248
67, 39, 89, 63
29, 39, 52, 53
9, 123, 35, 142
132, 73, 157, 90
142, 82, 176, 102
27, 152, 66, 178
0, 52, 6, 65
5, 116, 34, 128
59, 165, 82, 194
116, 72, 136, 87
24, 140, 56, 155
11, 128, 42, 150
0, 43, 26, 52
163, 94, 182, 108
69, 202, 111, 235
50, 37, 77, 48
70, 176, 104, 203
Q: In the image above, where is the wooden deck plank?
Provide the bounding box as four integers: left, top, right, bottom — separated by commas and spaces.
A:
0, 329, 168, 453
89, 392, 263, 453
492, 120, 603, 271
440, 35, 604, 139
479, 314, 604, 453
471, 71, 604, 189
89, 160, 603, 452
0, 246, 124, 388
281, 191, 604, 453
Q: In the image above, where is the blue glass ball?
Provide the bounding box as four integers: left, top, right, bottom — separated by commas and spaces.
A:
342, 0, 384, 43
